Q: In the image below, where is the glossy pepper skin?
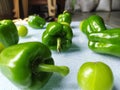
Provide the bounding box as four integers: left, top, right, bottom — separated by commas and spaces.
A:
42, 22, 73, 52
0, 20, 19, 52
0, 42, 69, 90
88, 28, 120, 57
57, 10, 72, 24
28, 15, 46, 29
80, 15, 106, 36
77, 61, 113, 90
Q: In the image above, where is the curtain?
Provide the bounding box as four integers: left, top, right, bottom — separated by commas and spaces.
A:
65, 0, 120, 12
0, 0, 13, 19
112, 0, 120, 10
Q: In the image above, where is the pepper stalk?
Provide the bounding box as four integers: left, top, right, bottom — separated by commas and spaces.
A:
36, 64, 69, 76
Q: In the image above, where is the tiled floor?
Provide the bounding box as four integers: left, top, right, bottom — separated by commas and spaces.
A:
72, 11, 120, 28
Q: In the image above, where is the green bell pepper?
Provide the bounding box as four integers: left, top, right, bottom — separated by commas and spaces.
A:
0, 20, 19, 52
42, 22, 73, 52
57, 10, 72, 24
80, 15, 106, 35
28, 15, 46, 29
88, 28, 120, 57
0, 42, 69, 90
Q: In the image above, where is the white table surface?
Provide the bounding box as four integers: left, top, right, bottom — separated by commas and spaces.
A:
0, 21, 120, 90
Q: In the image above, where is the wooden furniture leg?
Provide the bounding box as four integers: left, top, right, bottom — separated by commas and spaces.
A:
13, 0, 20, 18
22, 0, 28, 18
47, 0, 56, 17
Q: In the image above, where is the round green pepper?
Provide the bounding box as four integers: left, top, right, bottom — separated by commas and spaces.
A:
42, 22, 73, 52
0, 20, 19, 52
28, 15, 46, 29
57, 10, 72, 25
77, 61, 114, 90
80, 14, 107, 36
0, 42, 69, 90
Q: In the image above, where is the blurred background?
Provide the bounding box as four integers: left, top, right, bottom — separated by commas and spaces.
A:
0, 0, 120, 27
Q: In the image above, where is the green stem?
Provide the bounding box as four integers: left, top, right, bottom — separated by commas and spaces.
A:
63, 10, 68, 14
57, 37, 62, 52
36, 64, 69, 76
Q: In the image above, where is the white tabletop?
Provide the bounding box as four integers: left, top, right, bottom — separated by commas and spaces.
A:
0, 21, 120, 90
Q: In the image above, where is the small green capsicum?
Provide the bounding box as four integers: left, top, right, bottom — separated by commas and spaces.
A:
57, 10, 72, 24
0, 42, 69, 90
0, 20, 19, 52
80, 15, 106, 36
77, 61, 113, 90
88, 28, 120, 57
42, 22, 73, 52
28, 15, 46, 29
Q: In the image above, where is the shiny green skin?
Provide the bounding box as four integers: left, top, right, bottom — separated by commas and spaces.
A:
77, 62, 114, 90
80, 15, 106, 36
0, 42, 69, 90
88, 28, 120, 57
28, 15, 46, 29
0, 42, 54, 90
0, 20, 19, 47
57, 11, 72, 24
42, 22, 73, 51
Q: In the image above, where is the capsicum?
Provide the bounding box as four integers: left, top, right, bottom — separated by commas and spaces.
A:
28, 15, 46, 29
88, 28, 120, 57
0, 20, 19, 52
57, 10, 72, 24
80, 14, 106, 36
0, 42, 69, 90
42, 22, 73, 52
77, 61, 114, 90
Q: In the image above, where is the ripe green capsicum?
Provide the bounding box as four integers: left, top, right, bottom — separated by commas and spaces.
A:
0, 20, 19, 52
0, 42, 69, 90
77, 61, 113, 90
57, 10, 72, 24
28, 15, 46, 29
88, 28, 120, 57
80, 15, 106, 36
42, 22, 73, 52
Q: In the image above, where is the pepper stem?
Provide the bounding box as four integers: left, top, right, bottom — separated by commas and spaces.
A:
36, 64, 69, 76
63, 10, 67, 13
57, 37, 62, 52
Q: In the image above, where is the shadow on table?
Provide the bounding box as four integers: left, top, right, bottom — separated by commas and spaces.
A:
63, 43, 81, 53
113, 86, 118, 90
